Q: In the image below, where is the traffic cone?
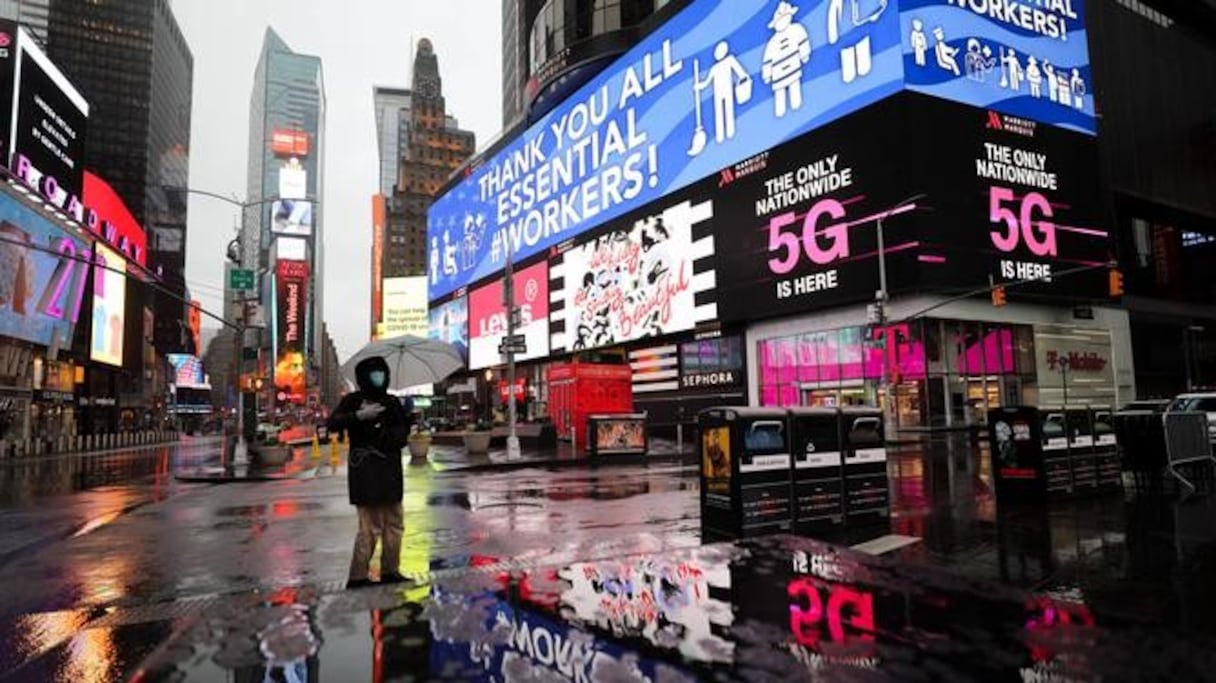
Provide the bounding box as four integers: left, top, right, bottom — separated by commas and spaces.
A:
329, 437, 340, 468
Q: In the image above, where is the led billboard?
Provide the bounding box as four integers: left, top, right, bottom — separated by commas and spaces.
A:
90, 245, 126, 367
271, 199, 312, 236
468, 261, 549, 370
0, 191, 89, 348
274, 259, 309, 405
427, 296, 468, 364
3, 22, 90, 201
900, 0, 1094, 135
82, 171, 147, 269
168, 354, 209, 389
380, 276, 429, 339
427, 0, 905, 301
278, 158, 307, 200
271, 129, 310, 157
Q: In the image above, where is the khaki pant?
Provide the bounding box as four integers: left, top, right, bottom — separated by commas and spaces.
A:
349, 503, 403, 581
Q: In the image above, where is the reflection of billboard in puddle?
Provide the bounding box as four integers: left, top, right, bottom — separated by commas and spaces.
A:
559, 553, 734, 663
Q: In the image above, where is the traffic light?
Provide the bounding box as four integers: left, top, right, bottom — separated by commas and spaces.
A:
992, 285, 1007, 307
1109, 269, 1124, 298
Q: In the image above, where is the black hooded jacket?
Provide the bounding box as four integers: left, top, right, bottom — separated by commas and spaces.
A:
328, 356, 412, 506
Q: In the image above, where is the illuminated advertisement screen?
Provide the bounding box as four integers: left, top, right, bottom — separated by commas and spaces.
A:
555, 194, 714, 353
8, 24, 90, 201
271, 129, 310, 157
82, 172, 146, 270
380, 276, 429, 339
270, 199, 312, 236
900, 0, 1094, 136
427, 296, 468, 364
188, 300, 202, 355
907, 95, 1110, 298
274, 259, 309, 405
0, 192, 89, 347
468, 260, 549, 370
427, 0, 905, 302
168, 354, 209, 389
278, 159, 307, 200
90, 244, 126, 366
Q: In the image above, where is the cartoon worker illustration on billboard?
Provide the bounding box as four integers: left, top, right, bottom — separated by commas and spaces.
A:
692, 40, 751, 146
762, 1, 811, 118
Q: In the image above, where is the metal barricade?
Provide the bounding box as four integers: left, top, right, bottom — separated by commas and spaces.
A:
1164, 412, 1216, 496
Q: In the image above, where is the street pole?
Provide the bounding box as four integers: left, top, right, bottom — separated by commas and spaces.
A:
876, 214, 890, 419
504, 248, 521, 460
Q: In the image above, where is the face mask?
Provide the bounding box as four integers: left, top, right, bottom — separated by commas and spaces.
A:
369, 370, 387, 389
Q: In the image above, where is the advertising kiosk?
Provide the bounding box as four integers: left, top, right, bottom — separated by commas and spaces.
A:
547, 362, 633, 449
787, 408, 846, 535
699, 408, 793, 541
988, 406, 1121, 503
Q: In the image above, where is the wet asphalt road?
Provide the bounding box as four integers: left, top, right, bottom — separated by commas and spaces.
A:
0, 437, 703, 681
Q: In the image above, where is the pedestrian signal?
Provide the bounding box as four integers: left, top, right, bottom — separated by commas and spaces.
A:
992, 286, 1007, 307
1109, 269, 1124, 298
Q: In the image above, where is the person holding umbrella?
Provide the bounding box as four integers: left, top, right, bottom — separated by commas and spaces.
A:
328, 356, 413, 588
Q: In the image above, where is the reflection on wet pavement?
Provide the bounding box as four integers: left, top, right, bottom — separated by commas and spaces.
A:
0, 438, 1214, 680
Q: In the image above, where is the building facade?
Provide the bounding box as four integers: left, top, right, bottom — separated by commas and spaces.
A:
45, 0, 193, 432
431, 0, 1212, 435
0, 0, 48, 42
500, 0, 684, 128
239, 28, 325, 415
370, 39, 474, 340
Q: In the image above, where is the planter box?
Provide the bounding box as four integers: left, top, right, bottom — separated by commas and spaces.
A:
408, 434, 433, 461
463, 432, 492, 455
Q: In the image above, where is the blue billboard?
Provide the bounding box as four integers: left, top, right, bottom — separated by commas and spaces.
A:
900, 0, 1094, 135
0, 192, 89, 348
428, 0, 905, 301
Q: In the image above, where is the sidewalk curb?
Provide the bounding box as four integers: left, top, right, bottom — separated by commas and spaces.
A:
430, 453, 698, 474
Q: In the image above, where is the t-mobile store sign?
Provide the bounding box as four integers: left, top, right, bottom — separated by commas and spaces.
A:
468, 260, 550, 370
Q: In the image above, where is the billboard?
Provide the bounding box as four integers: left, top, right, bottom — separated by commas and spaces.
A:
3, 22, 90, 201
274, 259, 309, 405
270, 199, 312, 236
379, 276, 429, 339
90, 244, 126, 367
0, 192, 89, 347
168, 354, 209, 389
553, 194, 716, 353
468, 260, 549, 370
82, 172, 147, 269
427, 296, 468, 364
907, 95, 1110, 299
900, 0, 1094, 135
278, 158, 307, 200
427, 0, 905, 302
188, 300, 202, 355
271, 129, 310, 157
371, 194, 386, 334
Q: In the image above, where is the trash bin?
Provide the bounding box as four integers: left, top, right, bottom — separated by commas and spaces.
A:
1039, 407, 1074, 496
698, 408, 793, 541
1065, 407, 1098, 492
840, 408, 889, 525
788, 408, 845, 536
1091, 406, 1122, 491
988, 406, 1048, 503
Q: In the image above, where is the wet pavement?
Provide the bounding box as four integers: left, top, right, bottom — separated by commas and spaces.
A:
0, 437, 1213, 680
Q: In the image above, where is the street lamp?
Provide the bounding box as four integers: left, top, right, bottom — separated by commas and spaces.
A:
165, 186, 319, 467
874, 193, 928, 426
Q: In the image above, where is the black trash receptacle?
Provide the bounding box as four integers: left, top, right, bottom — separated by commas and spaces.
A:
1039, 407, 1074, 496
1065, 407, 1098, 492
840, 408, 889, 525
698, 408, 793, 541
1091, 406, 1122, 491
988, 406, 1048, 503
788, 408, 845, 536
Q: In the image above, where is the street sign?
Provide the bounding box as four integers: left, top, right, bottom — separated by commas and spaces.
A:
498, 339, 527, 356
230, 268, 255, 291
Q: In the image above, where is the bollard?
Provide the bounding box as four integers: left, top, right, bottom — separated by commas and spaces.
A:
311, 435, 321, 461
330, 436, 340, 468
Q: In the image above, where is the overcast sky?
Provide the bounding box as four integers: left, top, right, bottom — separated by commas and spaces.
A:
174, 0, 503, 360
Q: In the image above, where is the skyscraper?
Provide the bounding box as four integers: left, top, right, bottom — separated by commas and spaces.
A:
46, 0, 193, 422
242, 28, 326, 411
370, 40, 475, 338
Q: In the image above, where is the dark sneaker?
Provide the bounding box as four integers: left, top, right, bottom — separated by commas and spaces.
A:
346, 578, 374, 590
380, 572, 409, 584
